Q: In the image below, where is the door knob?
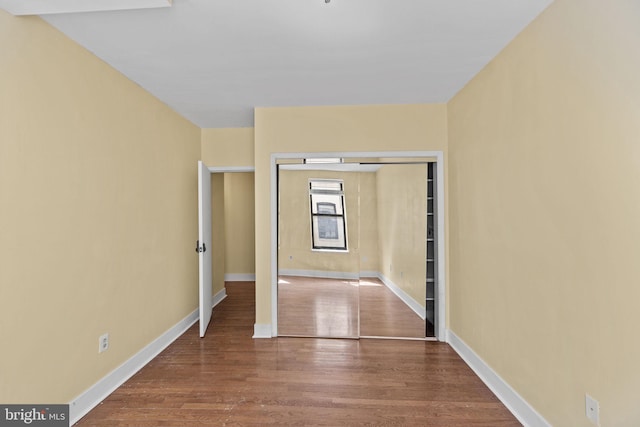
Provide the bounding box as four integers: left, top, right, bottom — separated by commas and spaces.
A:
195, 240, 207, 253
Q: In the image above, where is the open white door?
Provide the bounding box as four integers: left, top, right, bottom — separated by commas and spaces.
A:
198, 161, 213, 337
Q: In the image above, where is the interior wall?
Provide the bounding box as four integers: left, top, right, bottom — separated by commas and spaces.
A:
358, 172, 380, 274
211, 174, 226, 296
376, 164, 427, 308
0, 11, 200, 403
223, 172, 255, 276
447, 0, 640, 425
278, 170, 374, 276
201, 128, 254, 167
254, 104, 448, 327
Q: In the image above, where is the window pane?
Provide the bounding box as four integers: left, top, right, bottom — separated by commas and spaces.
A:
317, 216, 339, 240
304, 158, 343, 164
311, 194, 343, 214
309, 178, 347, 251
312, 217, 346, 249
310, 180, 342, 192
317, 202, 336, 215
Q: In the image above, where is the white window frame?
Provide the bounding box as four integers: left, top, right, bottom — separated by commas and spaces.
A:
309, 179, 348, 251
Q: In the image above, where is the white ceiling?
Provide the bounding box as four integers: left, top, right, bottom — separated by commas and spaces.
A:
35, 0, 553, 128
0, 0, 170, 15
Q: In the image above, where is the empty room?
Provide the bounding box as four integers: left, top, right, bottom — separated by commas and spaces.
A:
1, 0, 639, 426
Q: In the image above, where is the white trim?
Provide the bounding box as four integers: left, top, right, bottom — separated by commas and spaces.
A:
278, 269, 360, 281
211, 288, 227, 307
377, 273, 426, 320
358, 271, 379, 278
224, 273, 256, 282
271, 151, 446, 340
208, 166, 255, 173
69, 308, 199, 425
271, 156, 279, 336
280, 163, 382, 172
253, 323, 272, 338
435, 152, 446, 340
70, 291, 228, 425
447, 330, 552, 427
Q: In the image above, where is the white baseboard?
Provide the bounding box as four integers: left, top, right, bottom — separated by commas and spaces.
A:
211, 288, 227, 307
69, 309, 199, 425
253, 323, 272, 338
377, 273, 426, 320
224, 273, 256, 282
447, 330, 551, 427
69, 290, 228, 426
359, 270, 379, 278
278, 269, 359, 281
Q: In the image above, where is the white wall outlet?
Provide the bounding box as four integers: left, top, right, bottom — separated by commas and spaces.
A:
585, 394, 599, 425
99, 333, 109, 353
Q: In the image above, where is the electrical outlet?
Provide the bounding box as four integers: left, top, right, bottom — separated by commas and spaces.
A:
99, 333, 109, 353
585, 394, 599, 425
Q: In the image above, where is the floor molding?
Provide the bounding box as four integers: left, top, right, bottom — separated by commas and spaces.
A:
224, 273, 256, 282
212, 288, 227, 307
447, 330, 551, 427
70, 291, 228, 425
278, 269, 359, 281
69, 309, 199, 425
377, 273, 426, 320
359, 270, 379, 278
253, 323, 272, 338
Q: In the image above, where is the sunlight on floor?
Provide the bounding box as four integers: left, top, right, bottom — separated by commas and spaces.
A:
358, 279, 383, 287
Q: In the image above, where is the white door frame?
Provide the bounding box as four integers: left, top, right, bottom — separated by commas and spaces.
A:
200, 165, 255, 334
270, 151, 446, 340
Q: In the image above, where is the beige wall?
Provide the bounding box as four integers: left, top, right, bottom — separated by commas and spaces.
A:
278, 169, 372, 275
0, 11, 200, 404
358, 171, 380, 273
223, 172, 255, 275
376, 164, 427, 307
201, 128, 256, 278
201, 128, 254, 167
254, 104, 448, 325
8, 2, 628, 423
447, 0, 640, 425
211, 174, 226, 295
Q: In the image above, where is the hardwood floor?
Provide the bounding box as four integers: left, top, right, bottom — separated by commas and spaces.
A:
75, 282, 521, 426
277, 276, 359, 338
278, 276, 425, 339
358, 277, 425, 339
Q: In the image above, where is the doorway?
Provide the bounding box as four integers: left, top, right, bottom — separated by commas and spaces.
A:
198, 165, 255, 338
272, 152, 445, 341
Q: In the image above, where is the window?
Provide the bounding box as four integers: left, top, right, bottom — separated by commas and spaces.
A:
304, 157, 343, 164
309, 179, 347, 251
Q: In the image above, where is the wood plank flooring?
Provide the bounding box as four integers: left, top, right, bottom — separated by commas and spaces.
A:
277, 276, 359, 338
278, 276, 425, 339
74, 282, 521, 426
358, 277, 425, 338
